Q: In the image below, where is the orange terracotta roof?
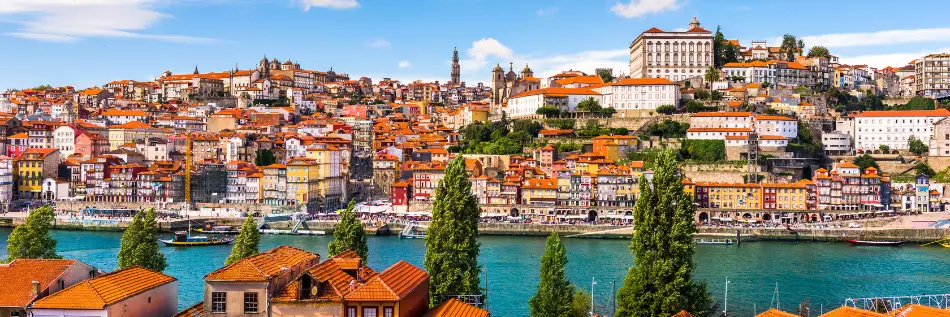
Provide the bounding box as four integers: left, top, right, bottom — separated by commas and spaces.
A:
510, 87, 600, 99
554, 75, 604, 86
818, 306, 888, 317
756, 308, 800, 317
891, 304, 950, 317
205, 246, 317, 282
523, 178, 557, 189
32, 267, 176, 310
423, 298, 490, 317
643, 27, 665, 33
174, 302, 204, 317
672, 311, 697, 317
686, 127, 753, 133
101, 109, 148, 117
853, 109, 950, 117
839, 162, 859, 168
0, 259, 81, 308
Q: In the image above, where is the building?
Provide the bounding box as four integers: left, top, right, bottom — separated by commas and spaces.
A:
590, 77, 680, 117
628, 17, 713, 81
451, 47, 461, 84
915, 53, 950, 98
31, 267, 178, 317
491, 63, 541, 107
0, 259, 97, 317
852, 109, 950, 151
16, 148, 61, 200
424, 299, 490, 317
505, 87, 601, 118
822, 131, 853, 155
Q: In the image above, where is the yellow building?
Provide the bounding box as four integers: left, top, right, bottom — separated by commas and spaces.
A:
762, 182, 808, 210
521, 178, 558, 205
286, 157, 320, 210
695, 182, 762, 210
17, 148, 61, 200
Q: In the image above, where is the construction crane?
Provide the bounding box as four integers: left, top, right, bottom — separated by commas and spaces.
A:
184, 133, 193, 203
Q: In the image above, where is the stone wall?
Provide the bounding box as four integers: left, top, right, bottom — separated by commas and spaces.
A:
698, 227, 950, 242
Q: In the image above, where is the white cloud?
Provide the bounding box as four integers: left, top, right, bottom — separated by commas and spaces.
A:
460, 38, 515, 72
294, 0, 360, 10
363, 38, 390, 49
801, 28, 950, 48
536, 7, 558, 16
610, 0, 679, 18
840, 48, 950, 68
0, 0, 216, 43
397, 60, 411, 68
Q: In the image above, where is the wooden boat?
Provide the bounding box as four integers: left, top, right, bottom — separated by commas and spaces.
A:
194, 225, 240, 234
695, 238, 734, 245
399, 224, 426, 239
843, 238, 904, 246
161, 231, 233, 246
939, 242, 950, 248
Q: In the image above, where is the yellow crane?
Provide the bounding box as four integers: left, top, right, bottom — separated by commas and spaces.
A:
184, 133, 193, 203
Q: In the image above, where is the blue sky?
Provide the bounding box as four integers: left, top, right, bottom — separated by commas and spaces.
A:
2, 0, 950, 90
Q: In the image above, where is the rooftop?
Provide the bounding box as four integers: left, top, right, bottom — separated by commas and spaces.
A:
32, 267, 176, 310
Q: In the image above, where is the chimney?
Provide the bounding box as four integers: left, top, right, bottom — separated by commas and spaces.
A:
31, 281, 41, 297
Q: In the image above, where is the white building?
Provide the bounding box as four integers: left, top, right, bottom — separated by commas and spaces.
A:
0, 156, 13, 211
853, 109, 950, 151
754, 115, 798, 139
686, 127, 753, 140
505, 87, 601, 118
689, 112, 753, 129
915, 53, 950, 98
822, 131, 853, 155
628, 17, 713, 81
53, 125, 81, 157
722, 61, 771, 83
590, 77, 680, 117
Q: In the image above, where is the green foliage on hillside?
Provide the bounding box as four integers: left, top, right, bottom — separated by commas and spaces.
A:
680, 140, 725, 162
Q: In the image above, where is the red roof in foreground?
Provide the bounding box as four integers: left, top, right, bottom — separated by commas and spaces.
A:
424, 298, 490, 317
0, 259, 80, 308
32, 267, 176, 310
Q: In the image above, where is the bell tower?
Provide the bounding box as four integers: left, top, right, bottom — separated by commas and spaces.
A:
451, 47, 461, 84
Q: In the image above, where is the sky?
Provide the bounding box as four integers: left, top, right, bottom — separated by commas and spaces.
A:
2, 0, 950, 90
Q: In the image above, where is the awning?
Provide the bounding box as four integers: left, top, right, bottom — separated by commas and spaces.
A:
714, 217, 734, 222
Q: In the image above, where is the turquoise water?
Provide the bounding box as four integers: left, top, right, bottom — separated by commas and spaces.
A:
2, 228, 950, 317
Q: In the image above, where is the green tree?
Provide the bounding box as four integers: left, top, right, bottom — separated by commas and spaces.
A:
5, 205, 59, 262
600, 107, 617, 117
225, 215, 261, 265
576, 97, 602, 113
909, 136, 929, 156
545, 118, 576, 130
762, 81, 771, 89
425, 156, 483, 307
916, 162, 936, 177
571, 289, 592, 317
656, 104, 676, 115
255, 149, 276, 166
536, 106, 561, 117
529, 231, 574, 317
853, 154, 879, 171
807, 46, 831, 58
878, 144, 890, 153
713, 26, 726, 68
780, 34, 799, 61
117, 208, 167, 271
616, 150, 715, 317
704, 65, 720, 84
512, 120, 544, 137
32, 84, 53, 90
328, 199, 368, 261
597, 69, 615, 83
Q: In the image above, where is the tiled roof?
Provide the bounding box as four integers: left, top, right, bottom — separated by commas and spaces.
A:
853, 109, 950, 117
891, 304, 950, 317
690, 111, 753, 117
32, 267, 176, 310
205, 245, 317, 282
510, 87, 600, 99
376, 260, 428, 299
424, 298, 490, 317
175, 302, 205, 317
0, 259, 79, 308
818, 306, 888, 317
671, 311, 696, 317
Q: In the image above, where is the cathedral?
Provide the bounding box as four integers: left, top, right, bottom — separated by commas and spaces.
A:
491, 62, 540, 106
258, 56, 301, 78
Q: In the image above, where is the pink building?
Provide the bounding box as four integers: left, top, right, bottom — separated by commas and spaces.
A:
75, 132, 110, 159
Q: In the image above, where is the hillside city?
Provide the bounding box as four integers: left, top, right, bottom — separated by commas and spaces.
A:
2, 14, 950, 317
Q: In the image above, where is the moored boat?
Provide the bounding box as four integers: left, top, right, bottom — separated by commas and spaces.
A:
160, 231, 233, 246
843, 238, 903, 246
194, 225, 240, 234
399, 224, 426, 239
695, 238, 734, 245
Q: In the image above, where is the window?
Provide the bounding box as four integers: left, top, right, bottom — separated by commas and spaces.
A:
363, 307, 379, 317
244, 292, 259, 313
346, 307, 358, 317
211, 292, 227, 312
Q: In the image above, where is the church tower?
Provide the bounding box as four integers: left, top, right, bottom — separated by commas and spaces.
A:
451, 47, 461, 84
491, 64, 505, 105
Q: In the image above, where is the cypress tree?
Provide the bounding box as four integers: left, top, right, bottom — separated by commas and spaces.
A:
118, 208, 167, 272
328, 199, 368, 261
529, 231, 574, 317
616, 150, 715, 317
424, 156, 482, 307
5, 204, 59, 262
225, 215, 262, 265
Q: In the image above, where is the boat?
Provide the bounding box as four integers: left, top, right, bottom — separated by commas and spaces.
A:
194, 225, 240, 234
843, 238, 904, 246
399, 224, 426, 239
938, 242, 950, 248
160, 231, 233, 246
695, 238, 734, 245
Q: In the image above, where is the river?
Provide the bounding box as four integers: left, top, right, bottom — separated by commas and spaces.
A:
2, 228, 949, 317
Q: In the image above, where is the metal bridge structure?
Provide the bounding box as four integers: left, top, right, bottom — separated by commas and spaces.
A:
844, 293, 950, 312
